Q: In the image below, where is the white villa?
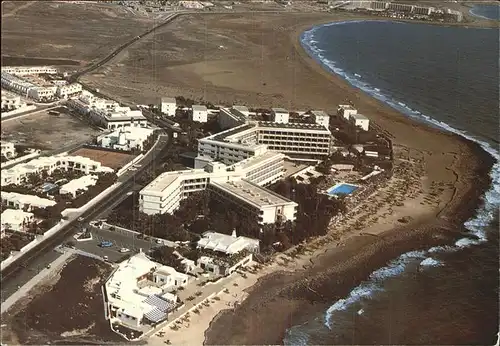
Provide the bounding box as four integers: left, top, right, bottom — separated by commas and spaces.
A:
104, 251, 189, 331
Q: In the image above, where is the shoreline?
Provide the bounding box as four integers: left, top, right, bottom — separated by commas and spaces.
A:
201, 16, 496, 346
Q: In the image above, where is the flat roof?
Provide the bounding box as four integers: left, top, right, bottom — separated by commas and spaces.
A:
192, 105, 207, 111
161, 97, 176, 103
232, 105, 249, 113
311, 110, 329, 117
231, 150, 283, 171
257, 121, 330, 131
211, 124, 256, 142
351, 113, 369, 120
271, 107, 289, 114
210, 179, 296, 209
142, 169, 208, 195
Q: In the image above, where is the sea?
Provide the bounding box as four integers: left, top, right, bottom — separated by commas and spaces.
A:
470, 4, 500, 21
284, 18, 500, 345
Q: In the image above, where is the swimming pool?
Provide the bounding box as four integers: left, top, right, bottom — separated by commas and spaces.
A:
327, 183, 359, 196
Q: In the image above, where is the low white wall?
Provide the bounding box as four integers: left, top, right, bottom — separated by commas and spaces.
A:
1, 150, 41, 169
117, 153, 144, 176
1, 105, 37, 119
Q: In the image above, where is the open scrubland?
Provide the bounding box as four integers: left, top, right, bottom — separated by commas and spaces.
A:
1, 1, 155, 66
1, 107, 99, 150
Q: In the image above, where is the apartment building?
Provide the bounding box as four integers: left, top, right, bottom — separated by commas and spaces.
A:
1, 209, 34, 232
68, 93, 148, 129
370, 1, 388, 11
1, 141, 16, 159
256, 121, 331, 156
160, 97, 177, 116
139, 149, 290, 223
387, 2, 413, 12
310, 110, 330, 128
98, 126, 155, 151
271, 108, 289, 124
56, 83, 83, 98
218, 106, 249, 130
2, 66, 58, 76
191, 105, 208, 123
60, 175, 99, 198
198, 124, 268, 165
413, 5, 433, 15
198, 121, 332, 164
1, 191, 56, 211
1, 154, 113, 186
350, 113, 370, 131
208, 179, 297, 224
1, 90, 22, 110
337, 104, 358, 120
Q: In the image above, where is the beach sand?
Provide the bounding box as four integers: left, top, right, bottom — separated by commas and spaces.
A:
76, 12, 496, 345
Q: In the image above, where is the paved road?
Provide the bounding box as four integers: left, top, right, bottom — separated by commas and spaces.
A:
0, 134, 170, 292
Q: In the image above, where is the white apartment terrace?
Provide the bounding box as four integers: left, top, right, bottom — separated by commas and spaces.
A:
1, 154, 113, 187
1, 191, 56, 211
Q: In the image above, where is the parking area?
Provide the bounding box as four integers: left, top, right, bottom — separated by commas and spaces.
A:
73, 227, 163, 263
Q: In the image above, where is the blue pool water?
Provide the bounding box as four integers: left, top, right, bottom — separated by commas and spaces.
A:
328, 183, 358, 195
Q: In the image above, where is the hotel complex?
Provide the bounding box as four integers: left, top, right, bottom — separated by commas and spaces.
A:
139, 149, 297, 224
1, 66, 82, 101
1, 154, 113, 186
68, 91, 148, 129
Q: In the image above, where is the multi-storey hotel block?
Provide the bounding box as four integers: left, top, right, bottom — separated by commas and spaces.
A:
197, 120, 332, 164
139, 149, 297, 224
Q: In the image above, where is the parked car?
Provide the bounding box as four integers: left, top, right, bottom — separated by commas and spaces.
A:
155, 239, 162, 244
77, 217, 84, 222
119, 248, 130, 253
103, 255, 109, 261
99, 241, 113, 248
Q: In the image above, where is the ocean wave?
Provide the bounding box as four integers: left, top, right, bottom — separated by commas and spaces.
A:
299, 19, 500, 333
420, 257, 442, 267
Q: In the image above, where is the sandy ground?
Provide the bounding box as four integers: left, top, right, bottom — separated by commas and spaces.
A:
1, 256, 123, 345
1, 107, 99, 150
1, 1, 155, 65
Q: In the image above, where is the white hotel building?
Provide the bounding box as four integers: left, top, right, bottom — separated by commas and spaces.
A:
2, 66, 58, 76
1, 154, 113, 186
68, 92, 148, 129
1, 141, 16, 159
1, 191, 56, 211
139, 149, 297, 224
104, 252, 188, 331
197, 121, 332, 164
160, 97, 177, 117
1, 90, 23, 110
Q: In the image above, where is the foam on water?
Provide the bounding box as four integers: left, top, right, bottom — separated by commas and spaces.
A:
298, 19, 500, 333
420, 257, 442, 267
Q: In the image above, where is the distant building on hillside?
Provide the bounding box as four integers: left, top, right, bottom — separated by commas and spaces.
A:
160, 97, 177, 116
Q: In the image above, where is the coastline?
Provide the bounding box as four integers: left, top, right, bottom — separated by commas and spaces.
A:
201, 16, 496, 346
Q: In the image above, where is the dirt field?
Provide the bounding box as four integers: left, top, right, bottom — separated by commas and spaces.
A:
1, 256, 125, 345
1, 107, 100, 150
71, 147, 135, 170
1, 1, 155, 65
